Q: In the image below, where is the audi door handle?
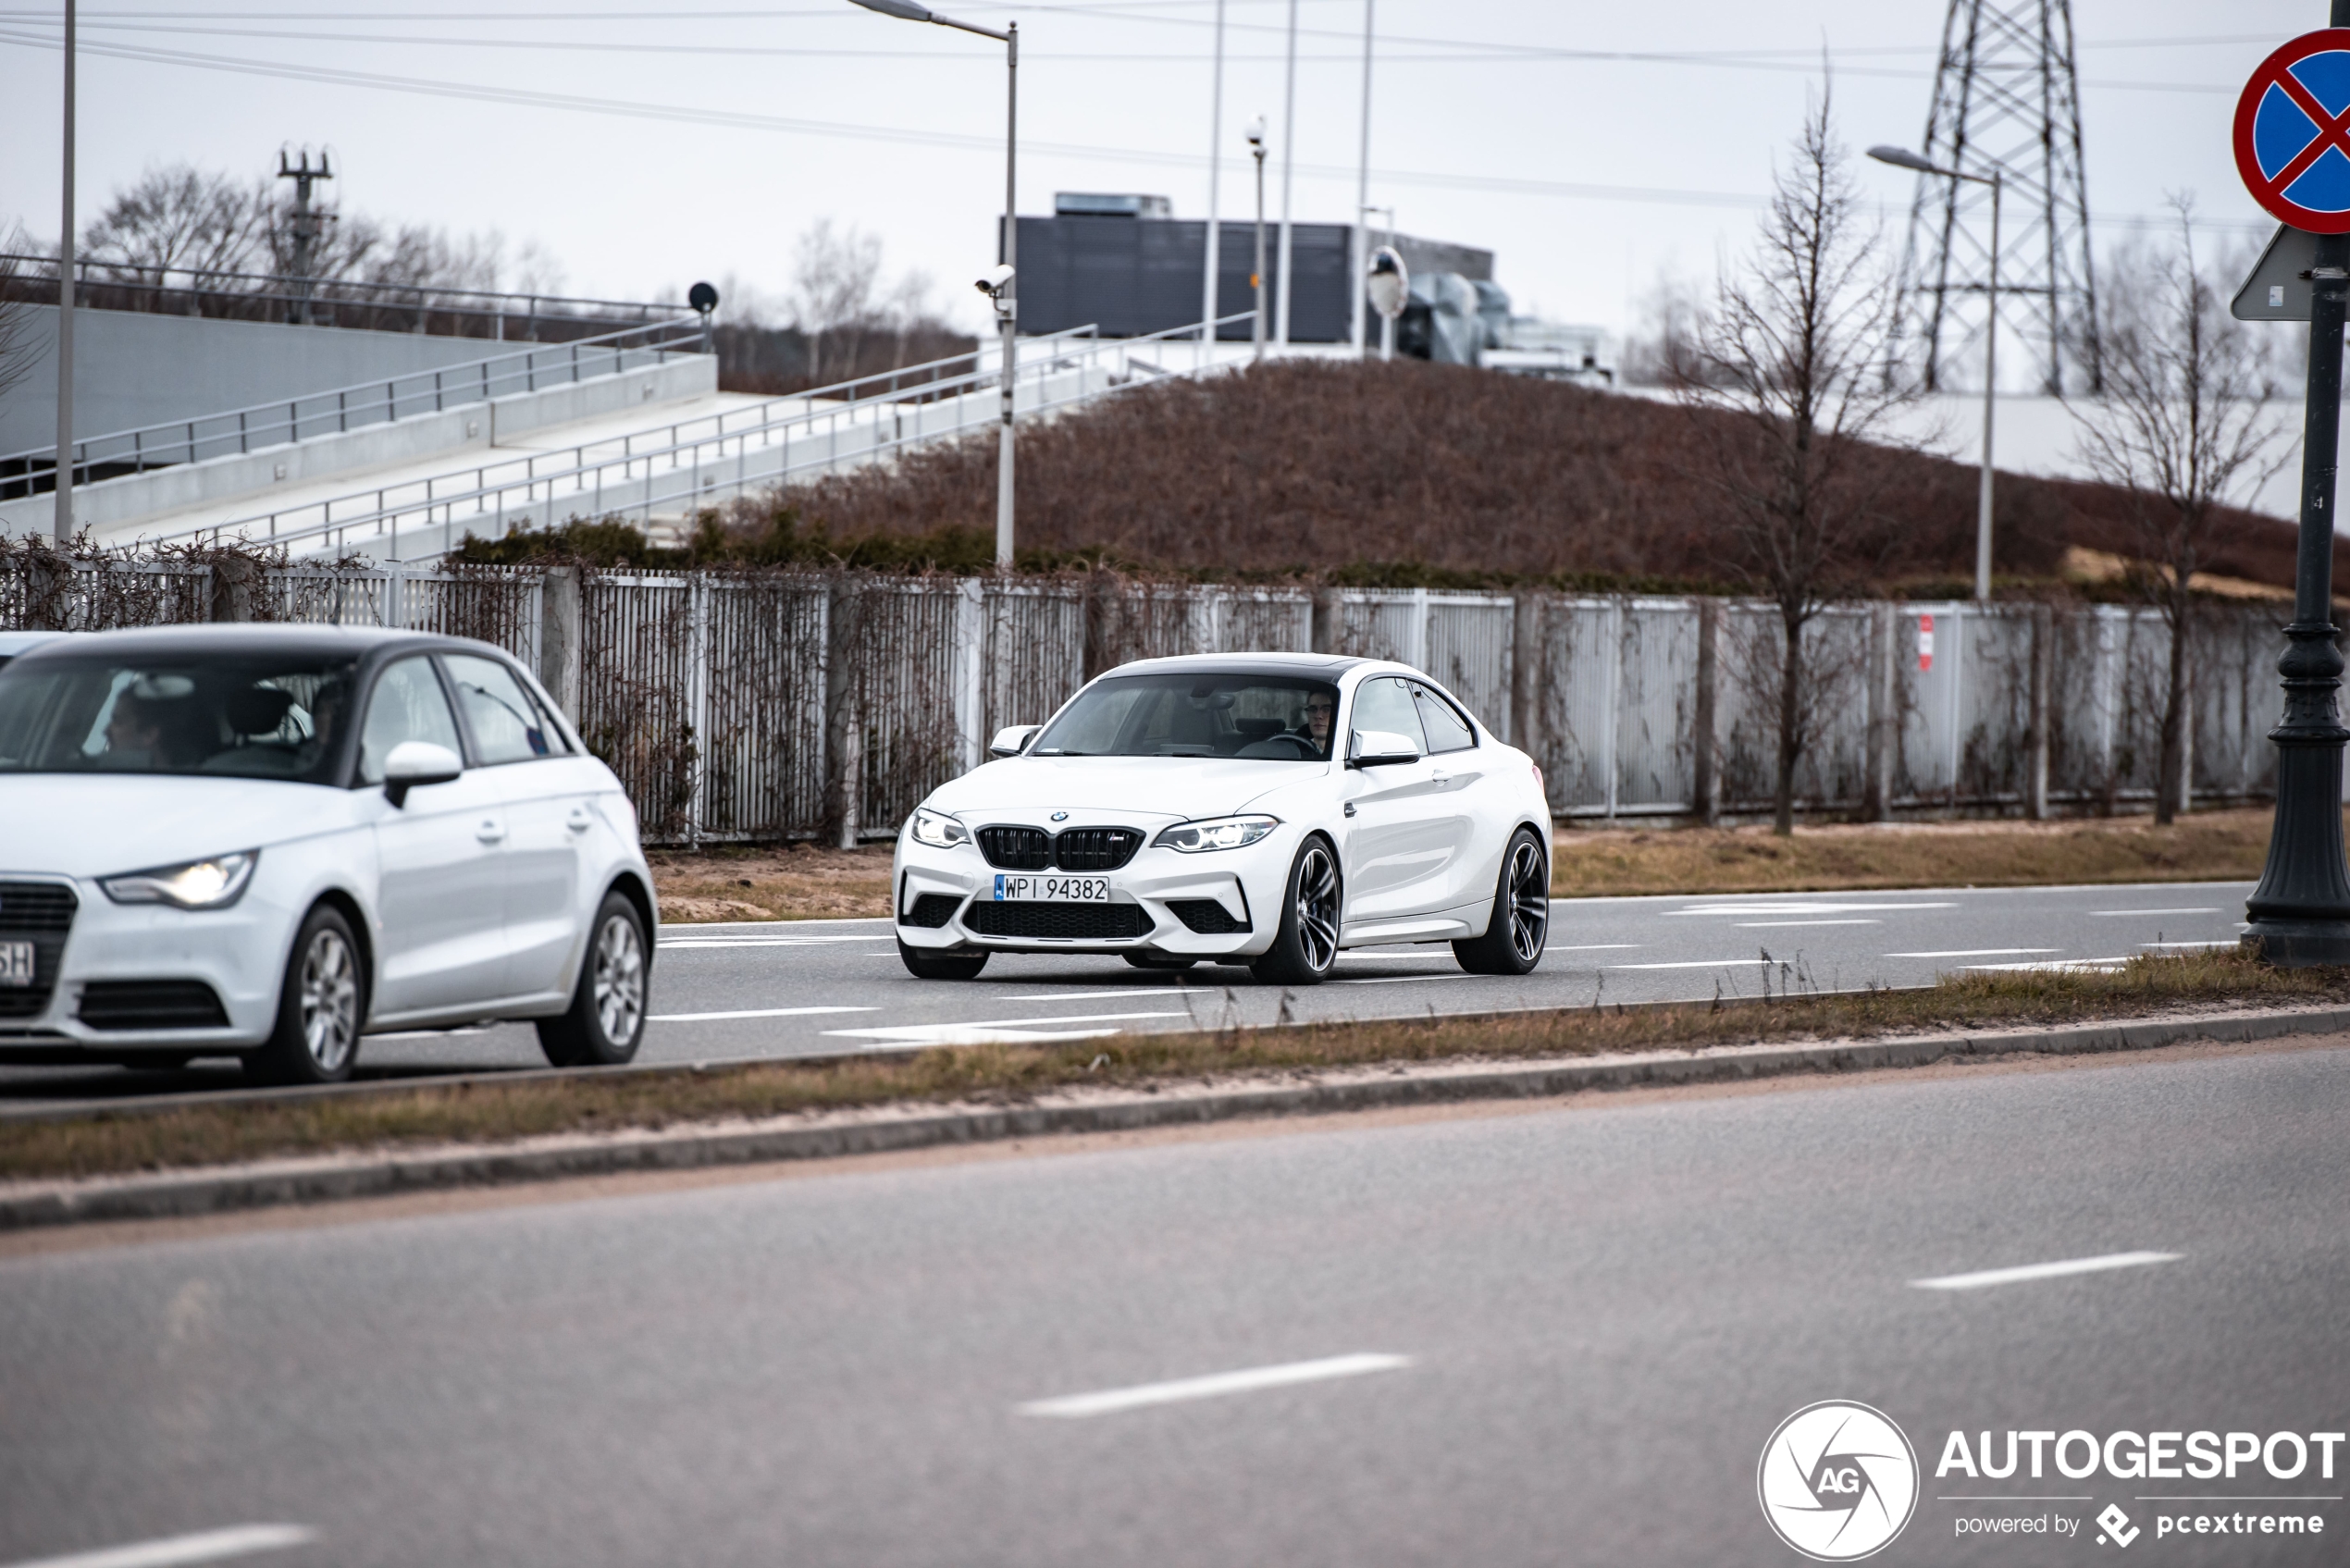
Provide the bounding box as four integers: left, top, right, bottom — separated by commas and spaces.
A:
476, 821, 506, 844
1430, 772, 1450, 789
565, 808, 594, 833
1343, 801, 1357, 818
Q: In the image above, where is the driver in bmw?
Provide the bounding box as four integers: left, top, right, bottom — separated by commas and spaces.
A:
1289, 689, 1336, 759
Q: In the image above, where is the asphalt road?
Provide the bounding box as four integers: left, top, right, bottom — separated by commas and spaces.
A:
0, 880, 2256, 1105
3, 1036, 2344, 1566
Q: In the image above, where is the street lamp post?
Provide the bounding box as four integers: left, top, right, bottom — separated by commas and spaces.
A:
1351, 0, 1375, 358
53, 0, 76, 545
849, 0, 1018, 568
1872, 143, 2001, 602
1247, 118, 1268, 362
1198, 0, 1226, 362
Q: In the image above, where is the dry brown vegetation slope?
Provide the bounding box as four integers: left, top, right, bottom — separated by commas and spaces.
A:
784, 358, 2328, 590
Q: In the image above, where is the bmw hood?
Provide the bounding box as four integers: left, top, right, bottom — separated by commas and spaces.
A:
922, 755, 1327, 824
0, 774, 364, 880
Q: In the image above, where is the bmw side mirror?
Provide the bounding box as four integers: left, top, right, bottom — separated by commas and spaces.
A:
382, 740, 464, 808
1348, 729, 1423, 769
989, 723, 1042, 759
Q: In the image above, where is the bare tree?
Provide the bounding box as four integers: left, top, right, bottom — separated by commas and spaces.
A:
790, 218, 885, 384
78, 164, 270, 285
1619, 267, 1708, 388
1676, 83, 1921, 835
0, 224, 44, 404
2069, 202, 2287, 823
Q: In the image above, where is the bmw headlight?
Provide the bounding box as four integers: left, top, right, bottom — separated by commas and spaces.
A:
909, 807, 970, 849
1154, 815, 1279, 853
100, 849, 260, 909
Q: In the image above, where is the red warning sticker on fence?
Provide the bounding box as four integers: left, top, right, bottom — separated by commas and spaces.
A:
1917, 613, 1935, 673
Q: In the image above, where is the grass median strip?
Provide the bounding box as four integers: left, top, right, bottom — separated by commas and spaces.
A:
6, 951, 2346, 1189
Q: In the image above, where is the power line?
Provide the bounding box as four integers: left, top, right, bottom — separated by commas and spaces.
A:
0, 13, 2251, 89
0, 25, 2271, 234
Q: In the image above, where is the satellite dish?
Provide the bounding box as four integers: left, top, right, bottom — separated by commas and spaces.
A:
687, 280, 720, 315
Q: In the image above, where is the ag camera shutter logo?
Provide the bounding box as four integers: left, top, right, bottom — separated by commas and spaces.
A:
1758, 1401, 1920, 1561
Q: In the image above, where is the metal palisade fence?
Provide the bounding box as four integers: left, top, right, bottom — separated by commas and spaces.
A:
0, 553, 2302, 842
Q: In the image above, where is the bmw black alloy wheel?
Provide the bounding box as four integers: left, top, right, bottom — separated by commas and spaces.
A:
1505, 837, 1549, 963
1296, 842, 1340, 971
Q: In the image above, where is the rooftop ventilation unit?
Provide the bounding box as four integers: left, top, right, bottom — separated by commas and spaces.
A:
1055, 192, 1172, 218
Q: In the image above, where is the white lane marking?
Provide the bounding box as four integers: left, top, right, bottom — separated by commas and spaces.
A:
1886, 948, 2061, 958
1, 1525, 317, 1568
1333, 972, 1479, 986
661, 915, 892, 930
1539, 944, 1643, 952
1018, 1352, 1411, 1418
1911, 1251, 2181, 1291
366, 1025, 491, 1042
659, 935, 896, 948
1001, 990, 1204, 1001
1963, 957, 2131, 972
649, 1006, 879, 1022
1736, 919, 1879, 928
2144, 939, 2237, 949
825, 1011, 1189, 1048
2089, 907, 2220, 917
1670, 901, 1956, 916
1607, 957, 1781, 969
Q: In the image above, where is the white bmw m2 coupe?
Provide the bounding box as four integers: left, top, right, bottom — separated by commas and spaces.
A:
893, 653, 1552, 983
0, 625, 656, 1084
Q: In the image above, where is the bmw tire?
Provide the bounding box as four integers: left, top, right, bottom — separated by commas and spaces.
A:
1453, 827, 1549, 976
250, 902, 366, 1085
538, 892, 649, 1068
1250, 837, 1342, 986
899, 941, 989, 980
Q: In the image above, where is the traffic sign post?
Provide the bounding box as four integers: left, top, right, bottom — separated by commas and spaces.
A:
2238, 11, 2350, 964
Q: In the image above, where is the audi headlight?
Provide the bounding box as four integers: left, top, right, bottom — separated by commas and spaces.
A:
1154, 815, 1279, 853
100, 849, 260, 909
909, 807, 970, 849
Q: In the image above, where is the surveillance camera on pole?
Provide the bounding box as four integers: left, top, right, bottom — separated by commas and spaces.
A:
976, 263, 1016, 299
1366, 244, 1407, 362
687, 279, 719, 354
1245, 117, 1268, 361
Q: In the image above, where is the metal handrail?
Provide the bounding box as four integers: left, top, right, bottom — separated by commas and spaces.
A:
145, 314, 1255, 557
0, 316, 711, 500
0, 253, 693, 327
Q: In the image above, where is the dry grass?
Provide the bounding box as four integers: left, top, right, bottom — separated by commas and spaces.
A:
8, 951, 2340, 1185
649, 842, 892, 923
1552, 809, 2283, 898
649, 812, 2285, 923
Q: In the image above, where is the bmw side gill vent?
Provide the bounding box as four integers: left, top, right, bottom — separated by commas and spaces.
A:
976, 826, 1143, 871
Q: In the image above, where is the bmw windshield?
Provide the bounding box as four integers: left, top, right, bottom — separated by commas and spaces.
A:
1030, 674, 1339, 760
0, 652, 357, 784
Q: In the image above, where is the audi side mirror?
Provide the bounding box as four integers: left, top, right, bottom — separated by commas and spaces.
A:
989, 723, 1042, 759
382, 740, 463, 807
1347, 729, 1423, 769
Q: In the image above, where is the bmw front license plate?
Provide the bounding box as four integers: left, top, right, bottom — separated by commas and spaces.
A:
0, 940, 32, 987
993, 874, 1110, 903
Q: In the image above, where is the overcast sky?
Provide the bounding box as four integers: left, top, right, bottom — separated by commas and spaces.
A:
0, 1, 2321, 340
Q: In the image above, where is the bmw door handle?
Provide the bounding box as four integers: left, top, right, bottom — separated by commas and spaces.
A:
565, 807, 594, 833
1343, 801, 1357, 818
1429, 771, 1451, 789
476, 820, 506, 845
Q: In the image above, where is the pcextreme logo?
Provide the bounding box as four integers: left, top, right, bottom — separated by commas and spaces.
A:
1758, 1401, 1922, 1562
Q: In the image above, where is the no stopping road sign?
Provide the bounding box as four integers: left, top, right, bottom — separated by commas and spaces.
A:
2236, 29, 2350, 234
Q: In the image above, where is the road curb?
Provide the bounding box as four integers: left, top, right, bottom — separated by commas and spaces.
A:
6, 1005, 2348, 1232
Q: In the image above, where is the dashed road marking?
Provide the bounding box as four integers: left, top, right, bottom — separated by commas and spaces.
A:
1019, 1352, 1411, 1418
0, 1525, 317, 1568
1911, 1251, 2181, 1291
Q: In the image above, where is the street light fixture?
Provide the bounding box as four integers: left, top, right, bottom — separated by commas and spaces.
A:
848, 0, 1020, 568
1246, 117, 1268, 362
1870, 142, 2002, 603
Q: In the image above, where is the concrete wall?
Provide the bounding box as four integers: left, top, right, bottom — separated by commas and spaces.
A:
4, 353, 718, 540
0, 305, 527, 456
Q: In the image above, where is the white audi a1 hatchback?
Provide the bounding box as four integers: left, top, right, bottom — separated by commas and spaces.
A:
0, 624, 657, 1083
893, 652, 1552, 983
